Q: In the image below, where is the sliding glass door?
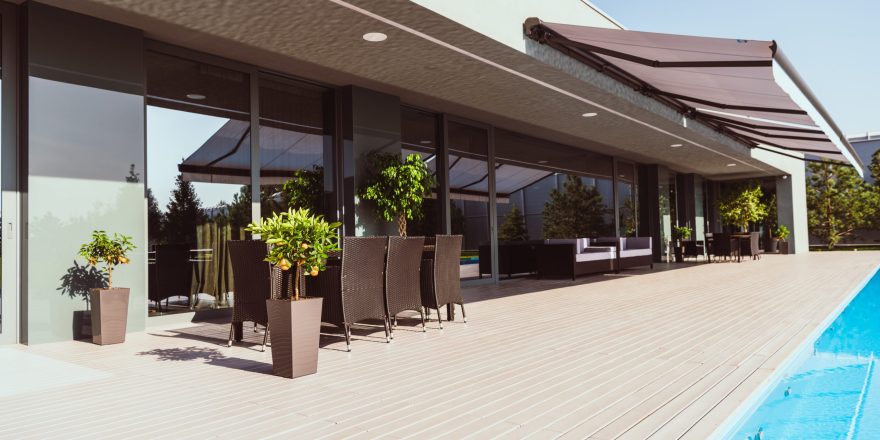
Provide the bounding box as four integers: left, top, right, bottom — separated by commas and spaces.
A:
0, 3, 18, 344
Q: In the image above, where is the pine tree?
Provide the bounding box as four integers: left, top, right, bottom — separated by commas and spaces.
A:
164, 174, 205, 245
147, 188, 165, 245
807, 161, 879, 249
498, 203, 529, 242
543, 175, 608, 239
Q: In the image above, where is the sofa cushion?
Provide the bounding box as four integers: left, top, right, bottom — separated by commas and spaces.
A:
620, 248, 652, 258
575, 251, 615, 262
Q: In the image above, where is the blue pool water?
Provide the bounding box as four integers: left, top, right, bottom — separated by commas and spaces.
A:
727, 269, 880, 440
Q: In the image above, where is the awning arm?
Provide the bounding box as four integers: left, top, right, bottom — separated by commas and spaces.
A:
773, 48, 865, 172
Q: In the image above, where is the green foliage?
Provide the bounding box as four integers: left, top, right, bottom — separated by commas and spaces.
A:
246, 208, 341, 300
718, 182, 768, 232
673, 225, 692, 240
498, 204, 529, 242
542, 175, 609, 239
870, 149, 880, 183
282, 166, 324, 213
807, 161, 879, 249
164, 174, 205, 245
774, 224, 790, 241
147, 188, 164, 245
78, 230, 135, 289
620, 195, 638, 236
360, 152, 433, 236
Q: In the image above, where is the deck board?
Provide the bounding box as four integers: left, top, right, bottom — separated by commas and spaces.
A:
0, 252, 876, 439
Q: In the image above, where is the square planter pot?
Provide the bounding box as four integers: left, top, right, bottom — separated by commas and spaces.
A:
778, 241, 790, 255
266, 297, 323, 379
89, 288, 130, 345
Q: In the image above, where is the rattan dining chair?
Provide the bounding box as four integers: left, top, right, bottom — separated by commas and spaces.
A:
306, 236, 390, 352
227, 240, 271, 351
385, 236, 426, 337
421, 234, 466, 329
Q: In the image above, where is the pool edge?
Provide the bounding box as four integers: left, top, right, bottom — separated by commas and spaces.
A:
711, 263, 880, 440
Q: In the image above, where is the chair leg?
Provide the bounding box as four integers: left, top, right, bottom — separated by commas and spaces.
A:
389, 315, 395, 340
344, 324, 352, 352
393, 316, 398, 328
437, 307, 444, 330
384, 319, 391, 343
460, 303, 467, 324
227, 323, 234, 347
261, 325, 269, 352
420, 307, 427, 332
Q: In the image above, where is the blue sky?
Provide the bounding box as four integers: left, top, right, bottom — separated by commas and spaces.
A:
590, 0, 879, 135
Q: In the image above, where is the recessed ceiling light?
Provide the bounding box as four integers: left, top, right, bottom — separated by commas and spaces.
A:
363, 32, 387, 42
538, 160, 549, 164
186, 93, 206, 100
670, 143, 683, 148
420, 140, 432, 144
581, 112, 598, 118
619, 174, 626, 178
726, 163, 737, 167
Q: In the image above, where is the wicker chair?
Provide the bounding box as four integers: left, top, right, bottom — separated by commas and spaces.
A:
740, 232, 763, 260
227, 240, 271, 351
151, 244, 192, 311
305, 236, 389, 352
421, 234, 465, 329
711, 233, 737, 262
385, 236, 426, 337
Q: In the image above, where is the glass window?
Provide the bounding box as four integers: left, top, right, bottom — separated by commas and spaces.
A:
146, 51, 250, 316
448, 121, 489, 281
617, 161, 638, 236
258, 75, 333, 219
401, 107, 441, 237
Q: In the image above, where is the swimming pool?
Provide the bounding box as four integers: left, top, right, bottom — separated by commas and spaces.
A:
724, 268, 880, 440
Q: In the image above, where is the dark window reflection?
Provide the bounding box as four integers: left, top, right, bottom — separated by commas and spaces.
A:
448, 121, 489, 281
146, 51, 250, 316
401, 107, 441, 237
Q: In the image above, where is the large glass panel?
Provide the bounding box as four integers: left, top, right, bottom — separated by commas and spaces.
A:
617, 161, 638, 236
401, 107, 441, 237
258, 76, 333, 219
658, 167, 673, 261
146, 51, 250, 316
447, 121, 489, 281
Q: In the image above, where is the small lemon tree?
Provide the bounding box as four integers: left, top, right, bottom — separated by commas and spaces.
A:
360, 152, 433, 237
246, 208, 341, 301
719, 183, 768, 232
78, 230, 135, 289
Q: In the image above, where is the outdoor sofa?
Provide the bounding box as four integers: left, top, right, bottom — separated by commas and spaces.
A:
536, 238, 617, 280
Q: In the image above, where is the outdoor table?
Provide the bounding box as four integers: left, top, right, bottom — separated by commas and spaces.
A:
730, 234, 750, 262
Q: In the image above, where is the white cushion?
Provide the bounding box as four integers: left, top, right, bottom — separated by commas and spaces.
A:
620, 248, 652, 258
576, 251, 615, 262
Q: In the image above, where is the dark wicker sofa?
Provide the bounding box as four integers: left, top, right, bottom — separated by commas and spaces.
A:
478, 241, 541, 278
536, 238, 616, 280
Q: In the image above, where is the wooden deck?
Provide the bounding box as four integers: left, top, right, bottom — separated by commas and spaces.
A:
1, 252, 877, 439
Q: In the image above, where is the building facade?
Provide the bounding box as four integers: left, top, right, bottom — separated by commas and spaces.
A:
0, 1, 857, 344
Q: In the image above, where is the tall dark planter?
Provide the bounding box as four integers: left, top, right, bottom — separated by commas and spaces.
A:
673, 241, 684, 263
266, 297, 323, 378
778, 241, 790, 255
89, 288, 130, 345
768, 238, 779, 253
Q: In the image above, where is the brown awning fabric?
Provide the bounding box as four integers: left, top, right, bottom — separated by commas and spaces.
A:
525, 20, 848, 162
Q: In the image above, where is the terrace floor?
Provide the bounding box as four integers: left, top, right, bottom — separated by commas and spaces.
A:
1, 252, 878, 439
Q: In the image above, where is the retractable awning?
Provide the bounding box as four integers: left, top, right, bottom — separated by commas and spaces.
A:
525, 19, 861, 168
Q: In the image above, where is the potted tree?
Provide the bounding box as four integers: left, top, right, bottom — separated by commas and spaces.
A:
719, 183, 768, 232
776, 225, 791, 255
672, 226, 692, 263
79, 230, 135, 345
247, 208, 340, 378
360, 152, 433, 237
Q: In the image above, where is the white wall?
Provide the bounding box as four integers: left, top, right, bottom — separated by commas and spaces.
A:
411, 0, 622, 52
751, 148, 809, 254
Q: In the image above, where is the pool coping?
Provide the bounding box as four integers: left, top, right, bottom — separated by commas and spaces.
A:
712, 263, 880, 439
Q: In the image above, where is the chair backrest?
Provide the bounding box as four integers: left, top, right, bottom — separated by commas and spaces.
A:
713, 233, 732, 255
386, 236, 426, 316
341, 236, 388, 324
227, 240, 271, 325
750, 232, 761, 255
434, 235, 463, 306
154, 244, 193, 301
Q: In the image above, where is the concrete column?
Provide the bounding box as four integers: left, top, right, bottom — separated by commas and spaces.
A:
776, 172, 809, 254
338, 86, 401, 237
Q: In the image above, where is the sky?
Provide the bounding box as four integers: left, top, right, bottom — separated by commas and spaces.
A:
589, 0, 880, 136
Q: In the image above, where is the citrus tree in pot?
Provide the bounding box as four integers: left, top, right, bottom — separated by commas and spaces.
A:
719, 183, 768, 232
672, 226, 692, 263
360, 152, 433, 237
247, 208, 340, 378
78, 230, 135, 345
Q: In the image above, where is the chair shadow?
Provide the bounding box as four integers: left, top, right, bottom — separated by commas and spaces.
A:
136, 346, 274, 375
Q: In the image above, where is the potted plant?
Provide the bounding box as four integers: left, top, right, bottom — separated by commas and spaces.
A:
718, 183, 768, 232
247, 208, 340, 378
775, 224, 791, 254
672, 226, 692, 263
79, 230, 135, 345
360, 152, 433, 237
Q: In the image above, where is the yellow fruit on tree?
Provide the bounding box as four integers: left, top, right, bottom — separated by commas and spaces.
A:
310, 269, 319, 277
